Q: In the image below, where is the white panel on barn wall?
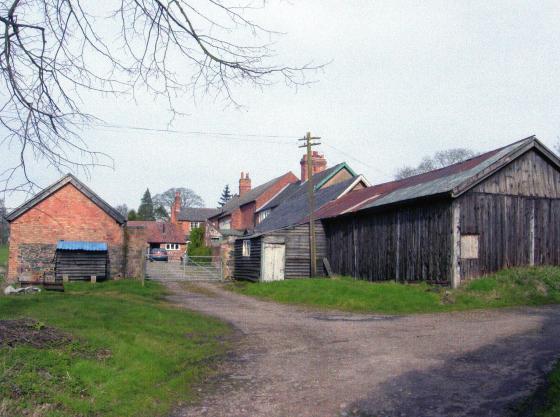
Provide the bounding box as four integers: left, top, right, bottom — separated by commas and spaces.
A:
460, 235, 479, 260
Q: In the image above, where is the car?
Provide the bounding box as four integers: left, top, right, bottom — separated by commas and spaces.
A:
148, 248, 168, 262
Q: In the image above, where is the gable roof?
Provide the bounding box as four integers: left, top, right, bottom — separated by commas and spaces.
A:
256, 162, 358, 213
318, 136, 557, 219
178, 207, 220, 222
254, 177, 357, 233
127, 221, 186, 243
211, 172, 297, 218
6, 174, 126, 224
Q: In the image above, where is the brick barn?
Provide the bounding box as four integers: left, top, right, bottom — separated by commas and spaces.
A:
6, 174, 126, 282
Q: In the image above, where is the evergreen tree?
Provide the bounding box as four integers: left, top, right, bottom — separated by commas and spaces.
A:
137, 189, 155, 220
218, 184, 232, 207
127, 209, 138, 221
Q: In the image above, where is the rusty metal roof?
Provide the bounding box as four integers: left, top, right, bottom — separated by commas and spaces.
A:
317, 136, 553, 219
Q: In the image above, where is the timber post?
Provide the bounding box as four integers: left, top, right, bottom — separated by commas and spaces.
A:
450, 201, 461, 289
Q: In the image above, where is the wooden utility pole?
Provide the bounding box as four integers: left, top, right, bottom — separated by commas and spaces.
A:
299, 131, 322, 277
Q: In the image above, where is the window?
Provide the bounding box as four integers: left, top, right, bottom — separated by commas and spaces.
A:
165, 243, 180, 251
460, 235, 479, 259
219, 217, 231, 230
256, 209, 271, 224
191, 221, 201, 229
242, 240, 251, 257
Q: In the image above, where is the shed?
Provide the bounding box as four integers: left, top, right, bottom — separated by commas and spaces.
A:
55, 241, 109, 281
320, 136, 560, 287
232, 175, 366, 281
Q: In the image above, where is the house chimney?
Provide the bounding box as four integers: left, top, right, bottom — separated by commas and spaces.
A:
239, 172, 252, 196
170, 191, 181, 224
300, 151, 327, 181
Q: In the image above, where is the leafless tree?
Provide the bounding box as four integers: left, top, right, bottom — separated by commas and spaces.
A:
395, 148, 477, 180
153, 187, 204, 215
114, 203, 129, 218
0, 1, 318, 194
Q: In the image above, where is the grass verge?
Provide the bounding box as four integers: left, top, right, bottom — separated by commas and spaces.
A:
229, 266, 560, 314
0, 280, 230, 417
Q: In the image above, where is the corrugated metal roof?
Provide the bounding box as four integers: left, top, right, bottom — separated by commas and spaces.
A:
317, 136, 545, 220
56, 241, 108, 251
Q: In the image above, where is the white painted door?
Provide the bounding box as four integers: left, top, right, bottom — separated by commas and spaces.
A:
261, 243, 285, 282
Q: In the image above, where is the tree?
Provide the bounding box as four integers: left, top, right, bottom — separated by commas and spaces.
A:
0, 199, 8, 245
218, 185, 233, 207
188, 225, 211, 257
154, 205, 169, 222
0, 1, 317, 194
153, 188, 204, 215
115, 204, 129, 218
395, 148, 477, 180
137, 189, 154, 221
127, 209, 138, 221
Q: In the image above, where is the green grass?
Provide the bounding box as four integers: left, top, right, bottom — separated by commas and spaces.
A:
0, 244, 7, 267
229, 266, 560, 314
0, 280, 230, 417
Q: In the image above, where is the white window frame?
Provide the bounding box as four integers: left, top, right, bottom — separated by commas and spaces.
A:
256, 209, 271, 224
165, 243, 180, 251
242, 240, 251, 257
191, 221, 201, 229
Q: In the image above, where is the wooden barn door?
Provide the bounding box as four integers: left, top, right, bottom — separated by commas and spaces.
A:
261, 243, 285, 282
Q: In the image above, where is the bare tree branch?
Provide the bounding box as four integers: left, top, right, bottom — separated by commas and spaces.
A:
0, 0, 320, 196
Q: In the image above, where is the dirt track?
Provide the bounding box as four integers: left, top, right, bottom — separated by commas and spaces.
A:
165, 282, 560, 417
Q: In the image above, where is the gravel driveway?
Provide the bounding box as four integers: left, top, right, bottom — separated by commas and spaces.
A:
165, 282, 560, 417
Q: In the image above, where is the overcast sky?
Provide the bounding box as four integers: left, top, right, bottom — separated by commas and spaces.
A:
3, 1, 560, 211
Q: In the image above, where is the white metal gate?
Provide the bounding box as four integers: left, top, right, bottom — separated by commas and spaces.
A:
146, 256, 223, 282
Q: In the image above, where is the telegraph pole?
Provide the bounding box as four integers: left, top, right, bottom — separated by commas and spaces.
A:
299, 131, 322, 277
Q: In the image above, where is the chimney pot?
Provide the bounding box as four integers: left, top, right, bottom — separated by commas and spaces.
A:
239, 171, 252, 196
300, 152, 327, 182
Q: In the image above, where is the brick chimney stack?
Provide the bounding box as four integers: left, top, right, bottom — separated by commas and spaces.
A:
170, 191, 181, 224
239, 172, 251, 196
300, 151, 327, 182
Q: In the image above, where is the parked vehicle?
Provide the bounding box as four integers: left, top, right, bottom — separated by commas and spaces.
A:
148, 248, 168, 262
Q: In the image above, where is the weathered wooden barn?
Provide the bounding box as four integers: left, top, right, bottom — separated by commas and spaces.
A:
319, 136, 560, 287
233, 170, 368, 281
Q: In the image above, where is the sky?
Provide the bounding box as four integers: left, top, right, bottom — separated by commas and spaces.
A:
3, 0, 560, 211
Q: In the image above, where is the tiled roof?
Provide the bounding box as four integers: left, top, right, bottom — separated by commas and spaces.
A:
127, 221, 186, 243
211, 172, 297, 218
317, 136, 549, 219
257, 162, 355, 213
6, 173, 126, 224
254, 177, 356, 233
178, 207, 220, 221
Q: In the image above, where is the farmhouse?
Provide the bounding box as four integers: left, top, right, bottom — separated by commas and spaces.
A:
319, 136, 560, 287
233, 162, 369, 281
6, 174, 126, 282
127, 221, 186, 261
169, 190, 219, 235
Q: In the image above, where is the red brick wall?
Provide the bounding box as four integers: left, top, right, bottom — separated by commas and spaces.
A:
255, 172, 298, 210
231, 172, 298, 231
177, 220, 191, 236
7, 184, 125, 282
